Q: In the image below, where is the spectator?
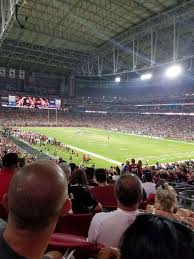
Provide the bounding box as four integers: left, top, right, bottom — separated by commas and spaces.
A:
0, 160, 69, 259
58, 162, 73, 214
129, 158, 141, 178
98, 215, 194, 259
153, 183, 181, 221
0, 153, 19, 201
88, 173, 143, 247
58, 162, 71, 182
155, 172, 168, 189
121, 160, 130, 173
143, 172, 156, 197
69, 169, 102, 213
95, 168, 108, 187
1, 153, 19, 173
119, 214, 194, 259
85, 167, 98, 187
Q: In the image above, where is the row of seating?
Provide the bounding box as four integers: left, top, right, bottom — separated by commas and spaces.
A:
90, 185, 155, 210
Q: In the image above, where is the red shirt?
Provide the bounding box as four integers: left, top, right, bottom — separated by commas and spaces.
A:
129, 164, 142, 178
0, 169, 15, 201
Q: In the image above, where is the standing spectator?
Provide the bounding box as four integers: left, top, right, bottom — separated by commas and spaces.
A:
129, 158, 142, 178
121, 160, 130, 173
88, 173, 143, 247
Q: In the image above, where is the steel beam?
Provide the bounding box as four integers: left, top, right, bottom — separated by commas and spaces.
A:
78, 1, 194, 76
0, 0, 26, 47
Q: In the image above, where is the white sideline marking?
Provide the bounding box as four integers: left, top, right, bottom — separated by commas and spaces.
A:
64, 144, 122, 166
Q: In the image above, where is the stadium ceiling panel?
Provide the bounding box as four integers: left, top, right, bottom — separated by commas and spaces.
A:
0, 0, 194, 75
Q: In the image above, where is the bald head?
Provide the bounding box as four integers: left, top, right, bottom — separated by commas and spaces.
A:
115, 173, 143, 207
58, 162, 71, 181
7, 160, 67, 231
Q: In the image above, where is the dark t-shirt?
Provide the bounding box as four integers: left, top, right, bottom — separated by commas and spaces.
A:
0, 226, 50, 259
68, 184, 98, 213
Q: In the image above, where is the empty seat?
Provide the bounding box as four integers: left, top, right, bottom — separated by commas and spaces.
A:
90, 185, 117, 209
55, 213, 94, 237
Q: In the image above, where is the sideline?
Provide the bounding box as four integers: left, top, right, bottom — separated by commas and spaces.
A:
17, 137, 122, 165
62, 143, 122, 166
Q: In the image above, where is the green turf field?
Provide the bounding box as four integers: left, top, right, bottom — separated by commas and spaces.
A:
23, 127, 194, 167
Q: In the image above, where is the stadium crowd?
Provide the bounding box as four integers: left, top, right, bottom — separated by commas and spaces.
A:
0, 145, 193, 258
0, 108, 194, 141
0, 104, 193, 258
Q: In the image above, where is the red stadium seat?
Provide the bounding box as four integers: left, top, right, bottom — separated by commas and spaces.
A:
0, 172, 14, 202
138, 201, 147, 210
48, 233, 104, 259
90, 185, 117, 209
55, 213, 94, 237
147, 193, 156, 205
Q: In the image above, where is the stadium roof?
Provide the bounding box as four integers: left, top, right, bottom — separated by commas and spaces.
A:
0, 0, 194, 76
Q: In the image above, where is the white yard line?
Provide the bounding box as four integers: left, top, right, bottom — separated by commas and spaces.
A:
65, 144, 122, 166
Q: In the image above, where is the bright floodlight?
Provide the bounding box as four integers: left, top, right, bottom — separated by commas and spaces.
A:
115, 76, 121, 83
140, 73, 152, 81
165, 65, 182, 79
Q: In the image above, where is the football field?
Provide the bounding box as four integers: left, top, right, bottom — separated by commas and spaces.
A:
23, 127, 194, 167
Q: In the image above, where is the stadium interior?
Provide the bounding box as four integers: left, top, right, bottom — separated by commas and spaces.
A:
0, 1, 194, 259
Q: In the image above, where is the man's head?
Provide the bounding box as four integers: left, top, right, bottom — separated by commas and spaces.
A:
95, 168, 107, 185
4, 160, 68, 232
144, 172, 153, 183
131, 159, 135, 164
2, 153, 19, 170
85, 167, 95, 181
115, 173, 143, 210
58, 162, 71, 182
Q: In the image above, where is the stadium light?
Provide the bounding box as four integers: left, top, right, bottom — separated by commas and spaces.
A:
115, 77, 121, 83
140, 73, 152, 81
165, 64, 182, 79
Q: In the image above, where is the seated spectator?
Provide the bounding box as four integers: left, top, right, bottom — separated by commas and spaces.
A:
1, 153, 19, 174
0, 160, 69, 259
58, 162, 73, 214
69, 169, 102, 214
143, 172, 156, 197
85, 167, 98, 187
58, 162, 71, 182
98, 214, 194, 259
120, 214, 194, 259
148, 183, 181, 221
95, 168, 108, 187
0, 153, 19, 201
155, 172, 167, 189
88, 173, 143, 247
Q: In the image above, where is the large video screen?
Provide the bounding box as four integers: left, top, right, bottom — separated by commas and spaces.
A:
1, 95, 61, 109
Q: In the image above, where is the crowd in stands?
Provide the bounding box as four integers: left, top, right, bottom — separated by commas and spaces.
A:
1, 108, 194, 141
0, 136, 193, 258
0, 90, 194, 257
